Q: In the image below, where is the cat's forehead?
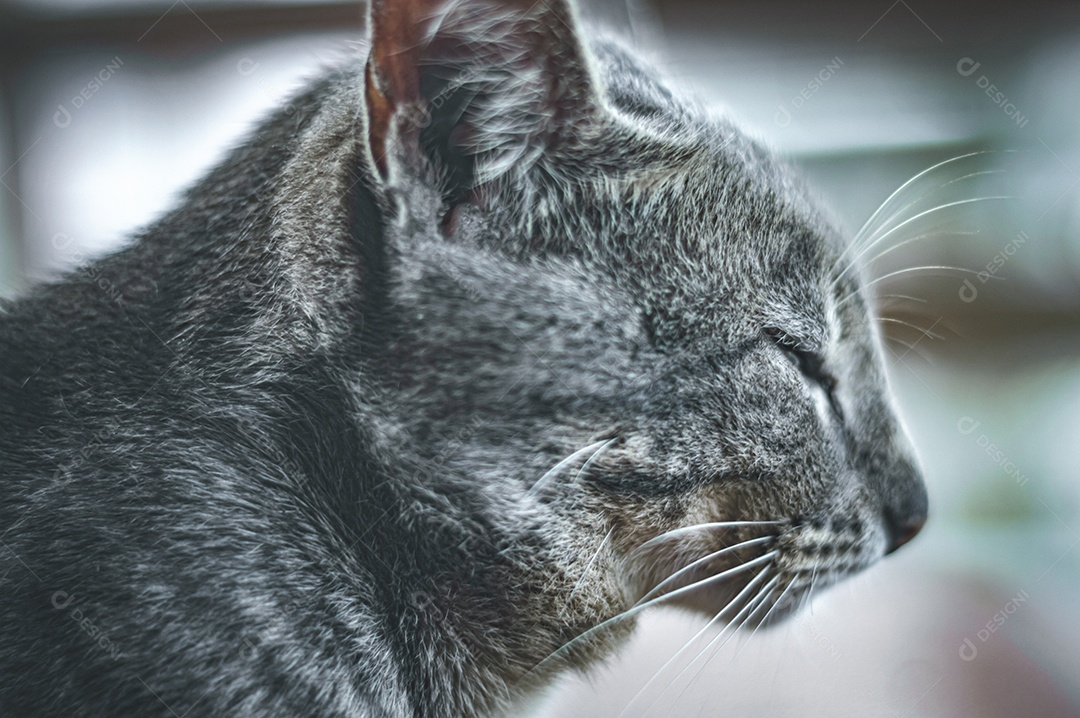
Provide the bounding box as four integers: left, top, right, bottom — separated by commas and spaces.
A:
609, 166, 837, 344
580, 41, 849, 342
592, 39, 842, 263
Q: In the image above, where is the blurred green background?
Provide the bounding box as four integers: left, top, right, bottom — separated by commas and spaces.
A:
1, 0, 1078, 716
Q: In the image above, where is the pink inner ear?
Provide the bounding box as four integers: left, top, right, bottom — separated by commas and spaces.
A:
364, 63, 393, 180
368, 0, 432, 106
365, 0, 436, 179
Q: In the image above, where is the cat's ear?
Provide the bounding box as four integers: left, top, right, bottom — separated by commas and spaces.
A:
364, 0, 600, 195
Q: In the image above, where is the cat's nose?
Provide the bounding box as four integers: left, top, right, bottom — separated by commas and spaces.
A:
881, 498, 924, 552
879, 460, 928, 555
883, 508, 926, 554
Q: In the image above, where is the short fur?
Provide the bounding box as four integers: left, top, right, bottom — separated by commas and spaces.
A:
0, 1, 927, 715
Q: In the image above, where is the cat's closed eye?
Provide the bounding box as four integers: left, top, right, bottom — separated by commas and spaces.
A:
763, 325, 844, 419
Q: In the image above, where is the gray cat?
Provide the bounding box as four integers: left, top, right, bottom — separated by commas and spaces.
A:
0, 0, 927, 715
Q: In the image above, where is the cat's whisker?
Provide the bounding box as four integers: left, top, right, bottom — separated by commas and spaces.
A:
714, 578, 778, 655
626, 551, 777, 616
885, 306, 954, 333
633, 535, 776, 607
731, 576, 796, 662
802, 567, 820, 614
570, 437, 618, 484
875, 293, 928, 305
834, 151, 1004, 276
613, 568, 774, 718
630, 570, 777, 716
860, 229, 980, 272
878, 316, 944, 342
866, 264, 1004, 288
661, 577, 780, 717
527, 439, 612, 495
846, 169, 1003, 263
886, 309, 955, 336
838, 264, 1000, 313
883, 332, 917, 350
523, 551, 778, 678
835, 195, 1013, 289
558, 527, 615, 618
882, 167, 1004, 221
851, 151, 1001, 242
632, 520, 783, 554
883, 335, 931, 363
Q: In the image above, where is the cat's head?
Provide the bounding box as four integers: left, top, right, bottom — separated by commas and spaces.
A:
358, 0, 927, 632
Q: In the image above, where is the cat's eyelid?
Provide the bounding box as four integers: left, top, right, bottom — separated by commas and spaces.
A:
761, 326, 821, 355
763, 326, 842, 414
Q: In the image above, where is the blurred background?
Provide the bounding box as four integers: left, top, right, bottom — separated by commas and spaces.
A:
1, 0, 1078, 716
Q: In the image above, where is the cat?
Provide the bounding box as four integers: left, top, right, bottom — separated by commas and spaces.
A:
0, 0, 928, 715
